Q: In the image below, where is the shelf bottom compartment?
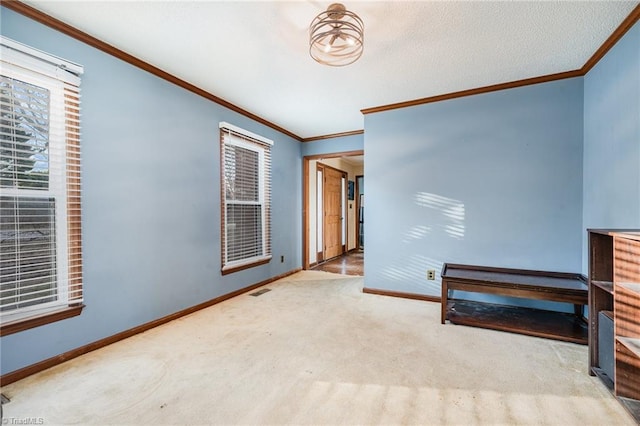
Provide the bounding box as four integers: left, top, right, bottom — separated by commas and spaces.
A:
619, 398, 640, 424
446, 299, 588, 344
592, 368, 640, 424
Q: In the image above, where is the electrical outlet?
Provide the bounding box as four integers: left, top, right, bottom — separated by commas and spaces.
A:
427, 270, 436, 280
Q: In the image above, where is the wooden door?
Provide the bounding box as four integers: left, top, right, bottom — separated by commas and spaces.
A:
323, 167, 344, 260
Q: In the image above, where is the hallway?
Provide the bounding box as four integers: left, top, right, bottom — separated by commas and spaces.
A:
311, 250, 363, 276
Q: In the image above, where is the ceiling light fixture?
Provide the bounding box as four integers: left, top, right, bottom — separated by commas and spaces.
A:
309, 3, 364, 67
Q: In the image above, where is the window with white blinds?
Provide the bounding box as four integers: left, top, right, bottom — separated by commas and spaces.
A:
0, 36, 83, 329
220, 122, 272, 273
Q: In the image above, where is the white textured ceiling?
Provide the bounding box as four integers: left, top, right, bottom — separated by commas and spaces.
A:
21, 0, 640, 140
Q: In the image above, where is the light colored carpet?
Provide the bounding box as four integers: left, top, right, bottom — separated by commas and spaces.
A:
1, 271, 633, 425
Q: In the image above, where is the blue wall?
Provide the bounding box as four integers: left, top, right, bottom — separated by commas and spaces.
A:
364, 78, 585, 304
301, 133, 364, 157
583, 20, 640, 272
0, 8, 302, 375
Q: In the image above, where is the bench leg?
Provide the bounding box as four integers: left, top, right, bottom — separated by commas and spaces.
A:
441, 280, 447, 324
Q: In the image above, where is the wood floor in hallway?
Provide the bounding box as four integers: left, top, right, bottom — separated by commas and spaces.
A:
311, 250, 363, 276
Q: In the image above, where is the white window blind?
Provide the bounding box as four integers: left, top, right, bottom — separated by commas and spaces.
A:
220, 122, 272, 272
0, 36, 83, 323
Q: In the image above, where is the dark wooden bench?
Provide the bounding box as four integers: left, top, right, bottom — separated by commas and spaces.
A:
441, 263, 588, 344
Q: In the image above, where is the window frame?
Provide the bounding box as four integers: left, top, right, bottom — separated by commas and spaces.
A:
0, 37, 83, 336
219, 122, 272, 275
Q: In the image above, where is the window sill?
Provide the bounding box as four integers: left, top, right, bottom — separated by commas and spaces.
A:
222, 257, 271, 275
0, 304, 85, 337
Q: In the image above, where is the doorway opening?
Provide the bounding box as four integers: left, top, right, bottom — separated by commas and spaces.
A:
302, 150, 364, 275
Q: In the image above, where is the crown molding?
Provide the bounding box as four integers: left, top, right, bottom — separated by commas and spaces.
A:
1, 0, 303, 142
360, 70, 583, 115
4, 1, 639, 135
362, 3, 640, 115
581, 3, 640, 74
302, 129, 364, 143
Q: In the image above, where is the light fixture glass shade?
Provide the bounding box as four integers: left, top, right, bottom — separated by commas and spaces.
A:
309, 3, 364, 67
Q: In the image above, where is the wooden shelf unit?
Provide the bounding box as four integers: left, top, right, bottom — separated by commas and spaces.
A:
588, 229, 640, 422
